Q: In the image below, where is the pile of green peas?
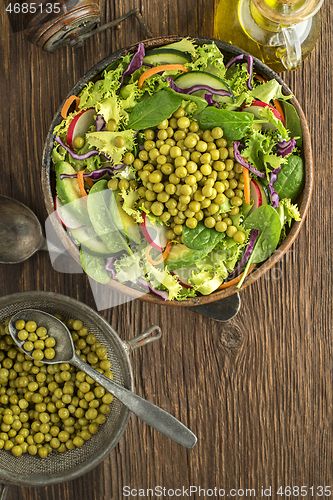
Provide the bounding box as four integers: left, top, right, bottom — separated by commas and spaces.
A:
120, 107, 246, 244
0, 315, 113, 458
15, 319, 56, 362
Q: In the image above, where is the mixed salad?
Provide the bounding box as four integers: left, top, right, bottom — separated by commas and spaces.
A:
51, 38, 304, 301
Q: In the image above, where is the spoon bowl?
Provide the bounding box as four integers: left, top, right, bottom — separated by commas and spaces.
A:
9, 308, 197, 448
0, 195, 45, 264
9, 308, 75, 363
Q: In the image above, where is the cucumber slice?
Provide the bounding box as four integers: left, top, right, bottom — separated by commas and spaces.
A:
143, 49, 191, 66
70, 226, 110, 256
174, 71, 233, 102
87, 180, 128, 253
109, 191, 142, 244
55, 161, 90, 225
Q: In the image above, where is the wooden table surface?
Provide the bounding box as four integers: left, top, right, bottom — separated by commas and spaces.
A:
0, 0, 332, 499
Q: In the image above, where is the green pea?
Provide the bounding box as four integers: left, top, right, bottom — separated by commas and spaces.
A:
15, 320, 25, 330
107, 179, 118, 192
230, 196, 243, 207
211, 127, 223, 139
215, 221, 227, 232
106, 119, 117, 131
233, 231, 246, 243
185, 218, 197, 229
204, 217, 216, 228
151, 202, 164, 216
23, 341, 33, 352
123, 152, 134, 165
25, 321, 37, 333
32, 350, 44, 361
226, 225, 237, 238
73, 136, 85, 149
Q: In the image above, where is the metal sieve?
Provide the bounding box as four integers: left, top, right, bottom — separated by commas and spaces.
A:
0, 291, 162, 496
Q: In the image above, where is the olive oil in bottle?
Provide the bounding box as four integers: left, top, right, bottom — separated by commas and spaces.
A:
214, 0, 323, 72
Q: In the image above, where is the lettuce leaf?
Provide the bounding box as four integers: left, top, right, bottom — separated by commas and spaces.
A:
79, 80, 105, 110
96, 96, 121, 125
258, 107, 290, 141
186, 43, 226, 78
51, 142, 67, 163
120, 188, 143, 223
174, 286, 197, 300
114, 252, 143, 283
226, 63, 252, 100
279, 198, 301, 226
79, 54, 133, 112
119, 83, 145, 110
145, 262, 182, 301
86, 130, 136, 164
189, 270, 223, 295
65, 140, 103, 172
242, 129, 287, 176
249, 79, 292, 104
162, 38, 197, 57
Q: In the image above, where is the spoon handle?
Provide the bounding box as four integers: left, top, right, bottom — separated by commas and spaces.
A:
71, 355, 197, 449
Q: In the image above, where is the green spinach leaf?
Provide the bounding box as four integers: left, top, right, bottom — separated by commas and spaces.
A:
243, 205, 282, 263
80, 249, 111, 284
183, 221, 225, 250
198, 108, 254, 141
281, 100, 303, 148
127, 89, 182, 129
274, 154, 304, 201
165, 88, 207, 116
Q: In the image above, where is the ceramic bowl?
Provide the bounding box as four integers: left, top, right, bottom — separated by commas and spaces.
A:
42, 36, 313, 306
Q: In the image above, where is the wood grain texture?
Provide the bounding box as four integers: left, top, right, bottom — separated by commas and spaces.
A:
0, 0, 332, 499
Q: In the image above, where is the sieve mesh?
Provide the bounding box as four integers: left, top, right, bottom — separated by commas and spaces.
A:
0, 292, 133, 486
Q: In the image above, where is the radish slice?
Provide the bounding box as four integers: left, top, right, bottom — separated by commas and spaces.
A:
66, 108, 96, 149
141, 213, 168, 251
249, 179, 262, 215
55, 196, 82, 229
171, 266, 197, 288
249, 179, 269, 215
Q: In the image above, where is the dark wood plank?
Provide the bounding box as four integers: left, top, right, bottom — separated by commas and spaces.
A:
0, 1, 332, 499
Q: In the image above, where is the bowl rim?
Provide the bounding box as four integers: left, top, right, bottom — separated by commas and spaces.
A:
42, 35, 313, 307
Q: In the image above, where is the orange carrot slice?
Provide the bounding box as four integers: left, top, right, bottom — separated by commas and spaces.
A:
272, 98, 286, 126
146, 240, 172, 265
138, 65, 188, 90
217, 265, 255, 289
254, 74, 267, 83
77, 170, 88, 197
61, 95, 80, 119
84, 176, 94, 188
243, 165, 251, 205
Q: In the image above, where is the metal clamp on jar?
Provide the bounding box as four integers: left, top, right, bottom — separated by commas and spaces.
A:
22, 0, 152, 52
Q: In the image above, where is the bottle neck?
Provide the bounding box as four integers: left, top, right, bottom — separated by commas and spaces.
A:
252, 0, 324, 24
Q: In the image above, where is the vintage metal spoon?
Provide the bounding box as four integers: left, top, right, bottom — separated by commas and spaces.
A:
9, 309, 197, 448
0, 195, 60, 264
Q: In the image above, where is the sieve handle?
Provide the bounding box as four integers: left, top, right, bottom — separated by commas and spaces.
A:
71, 354, 197, 449
0, 484, 8, 500
123, 325, 162, 352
